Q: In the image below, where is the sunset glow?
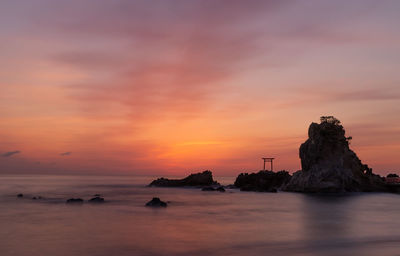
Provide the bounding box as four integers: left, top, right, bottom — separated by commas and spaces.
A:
1, 0, 400, 175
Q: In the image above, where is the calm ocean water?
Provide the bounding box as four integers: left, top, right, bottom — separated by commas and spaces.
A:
1, 175, 400, 256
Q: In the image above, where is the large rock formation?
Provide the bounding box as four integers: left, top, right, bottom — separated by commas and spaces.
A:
234, 170, 291, 192
284, 116, 387, 192
149, 170, 219, 187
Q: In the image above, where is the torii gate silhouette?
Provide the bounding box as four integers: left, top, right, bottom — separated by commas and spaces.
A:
262, 157, 274, 171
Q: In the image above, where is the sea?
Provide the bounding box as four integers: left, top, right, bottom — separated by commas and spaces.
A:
1, 174, 400, 256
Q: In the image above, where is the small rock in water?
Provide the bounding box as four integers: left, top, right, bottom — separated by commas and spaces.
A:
66, 198, 84, 204
268, 188, 278, 193
89, 196, 105, 203
201, 186, 215, 191
32, 197, 37, 200
17, 194, 23, 198
216, 186, 226, 192
202, 186, 226, 192
145, 197, 167, 207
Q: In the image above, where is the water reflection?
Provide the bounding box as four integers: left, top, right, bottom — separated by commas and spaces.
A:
299, 193, 400, 256
299, 194, 355, 255
301, 193, 356, 235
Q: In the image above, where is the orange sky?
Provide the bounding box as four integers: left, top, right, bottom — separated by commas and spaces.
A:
1, 0, 400, 176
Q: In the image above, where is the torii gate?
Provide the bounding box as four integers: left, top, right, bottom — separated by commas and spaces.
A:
262, 157, 274, 171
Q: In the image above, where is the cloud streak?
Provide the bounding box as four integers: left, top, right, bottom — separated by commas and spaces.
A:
2, 150, 21, 157
53, 2, 285, 121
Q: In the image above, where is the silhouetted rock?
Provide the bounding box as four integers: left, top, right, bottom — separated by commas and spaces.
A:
66, 198, 84, 204
32, 197, 37, 200
234, 170, 291, 192
385, 174, 400, 190
17, 194, 23, 198
201, 186, 226, 192
89, 196, 105, 203
149, 170, 219, 187
201, 186, 216, 191
284, 116, 387, 192
216, 186, 226, 192
145, 197, 167, 207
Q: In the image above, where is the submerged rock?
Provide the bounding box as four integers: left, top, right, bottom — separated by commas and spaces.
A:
89, 196, 105, 203
145, 197, 167, 207
224, 184, 237, 189
284, 116, 387, 193
234, 170, 291, 192
149, 170, 219, 187
66, 198, 84, 204
17, 194, 23, 198
201, 186, 226, 192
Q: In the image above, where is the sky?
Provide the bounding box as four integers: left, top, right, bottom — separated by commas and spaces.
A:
1, 0, 400, 176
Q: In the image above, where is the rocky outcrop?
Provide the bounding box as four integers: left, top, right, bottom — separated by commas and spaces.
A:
145, 197, 167, 207
234, 170, 291, 192
284, 116, 387, 192
66, 198, 84, 204
149, 170, 219, 187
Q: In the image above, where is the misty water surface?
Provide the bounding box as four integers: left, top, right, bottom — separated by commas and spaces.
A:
1, 175, 400, 256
